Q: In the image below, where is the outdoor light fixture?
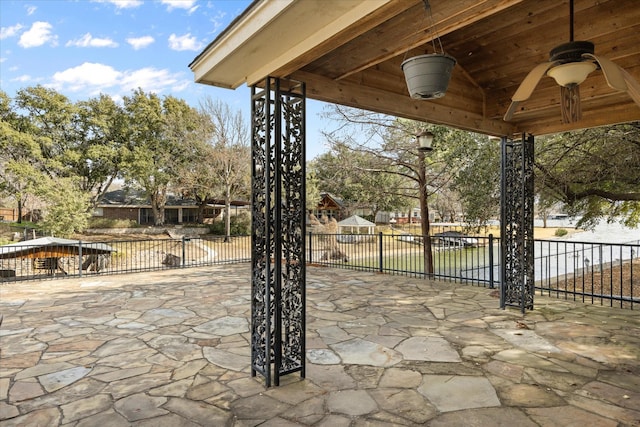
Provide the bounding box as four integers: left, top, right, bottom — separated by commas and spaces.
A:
546, 60, 597, 87
416, 130, 434, 151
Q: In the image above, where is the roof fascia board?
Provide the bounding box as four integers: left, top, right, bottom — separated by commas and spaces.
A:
190, 0, 295, 88
245, 0, 392, 86
191, 0, 392, 89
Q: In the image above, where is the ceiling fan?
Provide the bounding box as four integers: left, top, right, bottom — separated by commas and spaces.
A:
504, 0, 640, 123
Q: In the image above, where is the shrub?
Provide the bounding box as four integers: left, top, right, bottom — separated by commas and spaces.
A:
209, 212, 251, 235
555, 228, 568, 237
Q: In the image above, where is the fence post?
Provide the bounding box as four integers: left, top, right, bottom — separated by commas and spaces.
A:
378, 232, 383, 273
308, 232, 313, 264
182, 236, 186, 268
78, 241, 83, 278
488, 234, 494, 289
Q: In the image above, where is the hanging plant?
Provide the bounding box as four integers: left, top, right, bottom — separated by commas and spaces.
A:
401, 0, 456, 99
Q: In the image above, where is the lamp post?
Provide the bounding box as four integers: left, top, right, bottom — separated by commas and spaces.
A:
417, 130, 434, 152
416, 130, 435, 277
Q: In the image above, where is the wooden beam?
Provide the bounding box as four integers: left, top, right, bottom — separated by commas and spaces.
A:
518, 102, 640, 135
292, 70, 516, 136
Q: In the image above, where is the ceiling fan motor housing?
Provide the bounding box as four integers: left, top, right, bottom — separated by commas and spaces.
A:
549, 40, 595, 63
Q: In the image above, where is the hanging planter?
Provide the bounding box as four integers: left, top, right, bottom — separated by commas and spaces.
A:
402, 53, 456, 99
401, 0, 456, 99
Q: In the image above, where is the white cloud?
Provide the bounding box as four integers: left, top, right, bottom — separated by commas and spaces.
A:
1, 24, 24, 40
209, 10, 227, 34
49, 62, 189, 97
66, 33, 118, 48
126, 35, 154, 50
91, 0, 143, 9
168, 33, 202, 51
18, 21, 57, 48
12, 74, 32, 83
26, 6, 37, 16
0, 57, 6, 63
162, 0, 198, 13
51, 62, 122, 92
119, 67, 182, 92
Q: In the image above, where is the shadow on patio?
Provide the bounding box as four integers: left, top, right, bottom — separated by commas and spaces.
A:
1, 265, 639, 426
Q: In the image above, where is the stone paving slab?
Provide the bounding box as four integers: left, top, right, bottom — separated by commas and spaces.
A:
1, 265, 639, 426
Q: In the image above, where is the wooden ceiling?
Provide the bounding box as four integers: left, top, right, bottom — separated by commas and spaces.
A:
190, 0, 640, 137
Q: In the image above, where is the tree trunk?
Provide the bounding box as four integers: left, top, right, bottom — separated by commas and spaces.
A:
224, 187, 231, 242
151, 189, 166, 226
420, 191, 434, 277
418, 151, 434, 277
197, 201, 206, 224
17, 198, 23, 224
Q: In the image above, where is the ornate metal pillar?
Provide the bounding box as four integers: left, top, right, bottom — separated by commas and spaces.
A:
500, 134, 535, 313
250, 77, 306, 387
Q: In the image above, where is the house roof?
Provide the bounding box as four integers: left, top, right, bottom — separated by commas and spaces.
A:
338, 215, 375, 227
0, 237, 115, 259
319, 192, 345, 208
190, 0, 640, 137
98, 190, 250, 208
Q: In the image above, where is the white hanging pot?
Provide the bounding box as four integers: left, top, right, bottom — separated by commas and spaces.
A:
401, 53, 456, 99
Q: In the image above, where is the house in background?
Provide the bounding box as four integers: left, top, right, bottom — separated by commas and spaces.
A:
311, 193, 345, 222
0, 207, 41, 223
94, 189, 249, 225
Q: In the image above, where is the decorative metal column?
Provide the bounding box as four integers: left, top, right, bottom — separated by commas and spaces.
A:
500, 134, 535, 313
250, 77, 306, 387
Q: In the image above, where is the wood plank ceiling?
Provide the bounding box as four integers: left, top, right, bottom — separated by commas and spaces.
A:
191, 0, 640, 137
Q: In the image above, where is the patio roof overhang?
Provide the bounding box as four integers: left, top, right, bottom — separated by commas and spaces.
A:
189, 0, 640, 137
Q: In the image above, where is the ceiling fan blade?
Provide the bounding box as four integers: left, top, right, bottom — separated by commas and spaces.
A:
503, 100, 521, 121
504, 62, 553, 121
511, 62, 554, 102
583, 53, 627, 91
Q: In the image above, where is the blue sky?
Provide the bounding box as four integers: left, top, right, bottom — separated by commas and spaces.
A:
0, 0, 330, 159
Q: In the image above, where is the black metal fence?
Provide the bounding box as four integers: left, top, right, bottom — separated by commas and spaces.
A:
534, 239, 638, 309
307, 232, 637, 309
1, 232, 637, 309
0, 236, 250, 281
307, 232, 498, 287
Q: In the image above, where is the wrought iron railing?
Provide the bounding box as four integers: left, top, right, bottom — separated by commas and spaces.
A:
0, 236, 251, 281
534, 239, 638, 310
1, 232, 636, 309
307, 232, 498, 287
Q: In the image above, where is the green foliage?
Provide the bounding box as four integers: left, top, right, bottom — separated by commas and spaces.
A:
306, 168, 322, 211
449, 135, 501, 228
1, 86, 246, 233
74, 94, 129, 207
123, 89, 213, 226
208, 212, 251, 236
535, 122, 640, 228
554, 228, 568, 237
319, 105, 499, 229
38, 177, 91, 237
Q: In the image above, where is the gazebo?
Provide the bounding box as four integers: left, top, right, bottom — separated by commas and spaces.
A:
190, 0, 640, 386
337, 215, 376, 235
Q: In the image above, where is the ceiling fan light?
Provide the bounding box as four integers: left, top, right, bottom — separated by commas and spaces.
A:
547, 61, 597, 87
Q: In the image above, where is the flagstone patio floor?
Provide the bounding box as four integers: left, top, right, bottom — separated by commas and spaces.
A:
1, 265, 639, 426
